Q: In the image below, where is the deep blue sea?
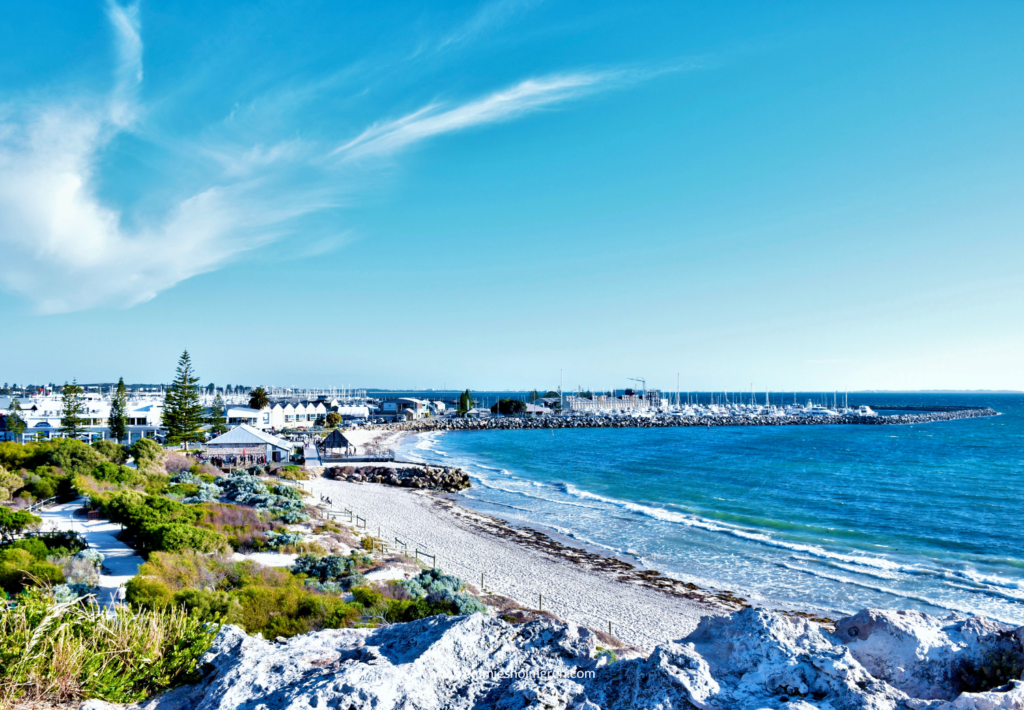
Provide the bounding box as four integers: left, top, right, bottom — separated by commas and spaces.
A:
398, 393, 1024, 623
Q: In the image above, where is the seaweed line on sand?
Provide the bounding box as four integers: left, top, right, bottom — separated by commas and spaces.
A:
429, 496, 750, 612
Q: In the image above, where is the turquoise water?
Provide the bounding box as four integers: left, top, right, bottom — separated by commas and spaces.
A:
399, 394, 1024, 622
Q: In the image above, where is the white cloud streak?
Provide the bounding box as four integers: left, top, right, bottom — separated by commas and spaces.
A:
0, 3, 661, 315
331, 71, 617, 161
439, 0, 544, 50
106, 0, 143, 127
0, 2, 326, 314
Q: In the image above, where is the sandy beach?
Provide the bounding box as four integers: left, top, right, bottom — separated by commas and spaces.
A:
304, 472, 723, 649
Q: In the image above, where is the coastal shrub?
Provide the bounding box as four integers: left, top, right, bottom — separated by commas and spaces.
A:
220, 473, 307, 519
45, 439, 106, 479
396, 569, 487, 616
92, 439, 128, 464
129, 552, 362, 637
272, 484, 303, 500
0, 548, 65, 596
129, 438, 165, 474
51, 550, 104, 587
0, 507, 40, 541
278, 465, 309, 481
265, 531, 305, 549
167, 481, 201, 498
91, 461, 145, 486
172, 589, 244, 625
14, 463, 77, 502
292, 552, 371, 580
350, 585, 470, 624
199, 503, 275, 550
163, 452, 193, 475
147, 524, 228, 554
171, 471, 198, 485
51, 582, 93, 603
99, 492, 229, 553
281, 541, 327, 556
182, 482, 223, 504
0, 588, 218, 707
0, 467, 22, 502
220, 474, 270, 504
7, 537, 49, 560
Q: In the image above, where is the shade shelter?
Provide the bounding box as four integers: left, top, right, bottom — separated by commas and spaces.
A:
321, 429, 356, 458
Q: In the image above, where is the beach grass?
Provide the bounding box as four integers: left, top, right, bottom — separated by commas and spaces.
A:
0, 589, 217, 708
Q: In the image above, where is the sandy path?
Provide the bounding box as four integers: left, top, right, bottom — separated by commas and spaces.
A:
304, 477, 720, 648
35, 499, 144, 606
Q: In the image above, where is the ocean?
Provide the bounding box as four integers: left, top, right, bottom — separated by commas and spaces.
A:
397, 393, 1024, 623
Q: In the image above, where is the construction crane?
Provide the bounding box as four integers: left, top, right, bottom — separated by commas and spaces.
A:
627, 377, 646, 393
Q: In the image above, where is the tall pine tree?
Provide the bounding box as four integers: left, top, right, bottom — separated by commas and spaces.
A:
109, 378, 129, 443
458, 389, 473, 415
163, 351, 206, 449
60, 381, 85, 438
5, 397, 27, 440
208, 393, 228, 435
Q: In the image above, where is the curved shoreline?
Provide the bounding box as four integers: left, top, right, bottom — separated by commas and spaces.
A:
373, 406, 998, 434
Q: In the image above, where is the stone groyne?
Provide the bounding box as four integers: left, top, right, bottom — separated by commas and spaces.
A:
376, 406, 998, 434
324, 464, 471, 492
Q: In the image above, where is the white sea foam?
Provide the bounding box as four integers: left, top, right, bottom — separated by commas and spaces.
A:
562, 484, 912, 575
950, 569, 1024, 590
778, 562, 982, 616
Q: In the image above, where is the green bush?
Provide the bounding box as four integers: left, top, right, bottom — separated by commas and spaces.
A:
92, 461, 144, 486
125, 575, 176, 610
92, 440, 128, 464
129, 552, 362, 638
0, 588, 218, 707
145, 524, 227, 554
99, 493, 230, 553
7, 538, 49, 560
0, 548, 65, 596
0, 507, 40, 540
129, 438, 165, 475
172, 589, 244, 625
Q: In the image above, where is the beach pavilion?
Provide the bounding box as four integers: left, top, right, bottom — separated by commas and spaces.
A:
321, 429, 357, 458
205, 424, 294, 466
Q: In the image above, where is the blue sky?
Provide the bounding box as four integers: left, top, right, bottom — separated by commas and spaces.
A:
1, 1, 1022, 392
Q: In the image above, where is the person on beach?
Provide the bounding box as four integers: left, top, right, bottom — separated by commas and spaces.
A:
115, 583, 127, 606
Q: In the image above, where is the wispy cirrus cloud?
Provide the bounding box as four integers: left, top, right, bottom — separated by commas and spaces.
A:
438, 0, 544, 50
0, 1, 329, 314
0, 2, 671, 314
331, 71, 620, 161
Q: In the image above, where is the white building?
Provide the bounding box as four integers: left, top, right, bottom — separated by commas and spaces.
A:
0, 392, 163, 443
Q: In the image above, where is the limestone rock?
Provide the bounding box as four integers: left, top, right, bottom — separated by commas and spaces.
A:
80, 607, 1024, 710
834, 609, 1024, 700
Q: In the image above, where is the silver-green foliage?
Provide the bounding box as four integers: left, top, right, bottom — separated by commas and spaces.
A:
396, 569, 487, 615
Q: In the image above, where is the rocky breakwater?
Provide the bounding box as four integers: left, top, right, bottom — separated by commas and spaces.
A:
98, 606, 1023, 710
325, 464, 471, 492
384, 406, 998, 434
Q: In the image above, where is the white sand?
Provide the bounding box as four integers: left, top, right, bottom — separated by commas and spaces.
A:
305, 477, 721, 649
232, 551, 298, 567
35, 499, 143, 606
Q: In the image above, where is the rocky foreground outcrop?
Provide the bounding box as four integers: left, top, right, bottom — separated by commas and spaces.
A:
325, 464, 471, 492
85, 606, 1023, 710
